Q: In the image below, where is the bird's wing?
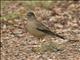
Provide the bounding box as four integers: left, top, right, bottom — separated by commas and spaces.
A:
36, 23, 52, 34
36, 23, 65, 39
35, 20, 65, 39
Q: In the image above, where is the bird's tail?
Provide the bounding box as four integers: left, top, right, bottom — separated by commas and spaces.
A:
47, 31, 65, 39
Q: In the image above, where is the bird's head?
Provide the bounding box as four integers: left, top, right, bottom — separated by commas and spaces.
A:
26, 12, 36, 20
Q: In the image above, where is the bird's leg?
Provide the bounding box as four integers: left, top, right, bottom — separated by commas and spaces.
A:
37, 38, 46, 47
42, 38, 46, 42
39, 38, 46, 43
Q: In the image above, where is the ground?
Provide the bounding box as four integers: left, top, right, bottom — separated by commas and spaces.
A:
1, 1, 80, 60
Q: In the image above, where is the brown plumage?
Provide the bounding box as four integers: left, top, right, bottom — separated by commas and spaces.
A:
26, 12, 65, 40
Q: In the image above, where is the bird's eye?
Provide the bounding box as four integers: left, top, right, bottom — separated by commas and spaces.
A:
27, 12, 35, 17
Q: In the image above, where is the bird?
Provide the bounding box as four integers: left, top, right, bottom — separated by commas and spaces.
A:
26, 12, 65, 40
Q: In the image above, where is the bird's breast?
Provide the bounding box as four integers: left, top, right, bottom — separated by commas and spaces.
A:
27, 21, 46, 38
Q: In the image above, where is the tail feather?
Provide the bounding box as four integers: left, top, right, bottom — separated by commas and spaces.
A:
37, 28, 65, 39
47, 31, 65, 39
